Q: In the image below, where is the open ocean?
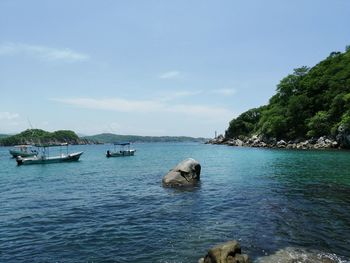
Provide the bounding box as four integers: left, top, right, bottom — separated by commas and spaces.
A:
1, 143, 350, 262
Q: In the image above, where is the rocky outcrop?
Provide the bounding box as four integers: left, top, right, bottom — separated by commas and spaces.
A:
207, 135, 341, 150
206, 134, 226, 144
276, 140, 287, 148
162, 158, 201, 187
336, 124, 350, 148
198, 240, 251, 263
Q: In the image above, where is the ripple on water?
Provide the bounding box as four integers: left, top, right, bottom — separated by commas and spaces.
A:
256, 247, 350, 263
0, 144, 350, 262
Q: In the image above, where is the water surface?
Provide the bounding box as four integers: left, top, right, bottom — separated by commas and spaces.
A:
1, 143, 349, 262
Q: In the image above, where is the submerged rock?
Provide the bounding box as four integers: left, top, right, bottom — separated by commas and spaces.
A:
198, 240, 251, 263
162, 158, 201, 187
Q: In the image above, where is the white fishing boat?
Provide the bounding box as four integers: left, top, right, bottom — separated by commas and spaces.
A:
16, 143, 83, 165
9, 145, 38, 158
106, 142, 136, 157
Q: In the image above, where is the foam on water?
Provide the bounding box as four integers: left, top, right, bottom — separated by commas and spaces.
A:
257, 247, 349, 263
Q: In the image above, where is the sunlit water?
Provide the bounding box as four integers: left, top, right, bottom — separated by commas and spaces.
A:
1, 143, 350, 262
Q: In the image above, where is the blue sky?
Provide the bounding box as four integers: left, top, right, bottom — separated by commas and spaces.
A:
0, 0, 349, 137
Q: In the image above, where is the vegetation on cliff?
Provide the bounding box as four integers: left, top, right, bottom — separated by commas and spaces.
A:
226, 47, 350, 142
0, 129, 85, 146
0, 134, 10, 140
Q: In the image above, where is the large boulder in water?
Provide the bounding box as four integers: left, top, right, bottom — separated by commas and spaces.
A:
198, 240, 251, 263
162, 158, 201, 187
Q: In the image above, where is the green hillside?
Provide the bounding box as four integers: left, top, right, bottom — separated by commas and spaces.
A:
226, 46, 350, 147
0, 130, 206, 146
84, 133, 206, 143
0, 134, 10, 140
0, 129, 86, 146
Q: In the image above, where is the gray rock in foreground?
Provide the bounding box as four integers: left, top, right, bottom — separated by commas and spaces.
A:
198, 240, 251, 263
162, 158, 201, 187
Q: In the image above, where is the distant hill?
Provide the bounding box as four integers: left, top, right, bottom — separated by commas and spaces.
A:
0, 134, 10, 140
0, 129, 89, 146
0, 130, 207, 146
83, 133, 207, 143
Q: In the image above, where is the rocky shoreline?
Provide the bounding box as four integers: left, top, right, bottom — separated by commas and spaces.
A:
207, 134, 349, 150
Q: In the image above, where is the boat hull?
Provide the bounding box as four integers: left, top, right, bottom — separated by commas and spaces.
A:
16, 152, 83, 165
106, 150, 135, 157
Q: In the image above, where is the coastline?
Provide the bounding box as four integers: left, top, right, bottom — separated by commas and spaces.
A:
206, 135, 348, 150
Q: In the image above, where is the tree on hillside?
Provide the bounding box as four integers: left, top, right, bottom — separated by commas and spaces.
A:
225, 106, 265, 138
225, 47, 350, 142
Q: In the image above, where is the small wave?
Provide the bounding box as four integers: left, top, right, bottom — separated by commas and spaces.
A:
256, 247, 349, 263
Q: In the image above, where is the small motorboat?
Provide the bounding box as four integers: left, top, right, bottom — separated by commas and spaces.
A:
16, 143, 83, 165
106, 142, 136, 157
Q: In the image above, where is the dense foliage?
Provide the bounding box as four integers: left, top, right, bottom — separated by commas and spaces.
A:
0, 134, 10, 140
83, 133, 207, 143
226, 47, 350, 140
0, 129, 82, 146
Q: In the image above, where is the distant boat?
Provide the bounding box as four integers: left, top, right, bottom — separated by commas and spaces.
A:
9, 145, 38, 158
106, 142, 136, 157
16, 143, 83, 165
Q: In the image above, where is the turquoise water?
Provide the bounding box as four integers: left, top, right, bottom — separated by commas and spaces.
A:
1, 143, 350, 262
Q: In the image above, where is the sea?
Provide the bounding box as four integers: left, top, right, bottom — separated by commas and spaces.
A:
1, 143, 350, 263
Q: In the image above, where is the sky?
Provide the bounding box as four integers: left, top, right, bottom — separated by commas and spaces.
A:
0, 0, 349, 137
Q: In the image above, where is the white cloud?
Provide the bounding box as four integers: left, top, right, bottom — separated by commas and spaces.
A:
159, 70, 182, 79
0, 112, 19, 120
0, 43, 89, 62
158, 90, 202, 102
211, 88, 237, 96
157, 88, 236, 102
51, 97, 232, 120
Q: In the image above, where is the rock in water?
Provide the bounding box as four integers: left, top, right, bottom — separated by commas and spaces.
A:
162, 158, 201, 187
198, 240, 251, 263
